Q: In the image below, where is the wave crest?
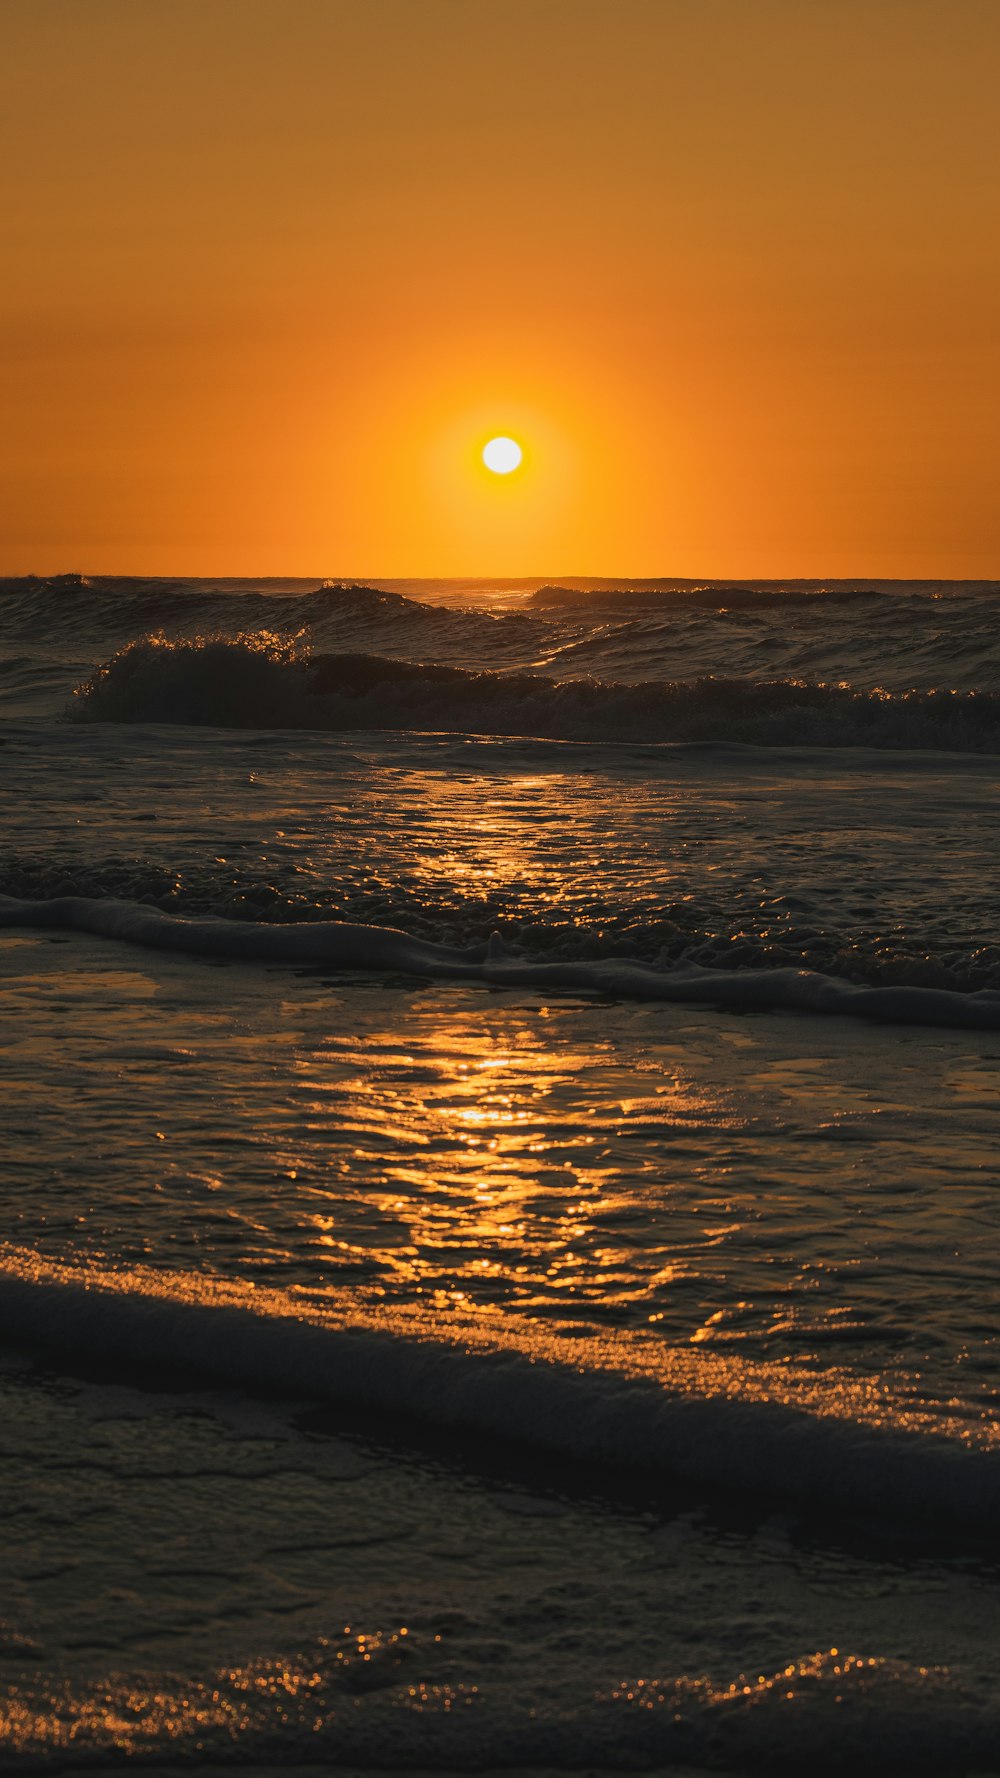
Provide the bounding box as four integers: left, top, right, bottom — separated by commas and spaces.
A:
1, 1247, 998, 1530
71, 632, 1000, 751
530, 581, 879, 611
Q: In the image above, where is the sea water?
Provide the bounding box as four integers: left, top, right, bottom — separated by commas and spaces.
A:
2, 575, 1000, 1771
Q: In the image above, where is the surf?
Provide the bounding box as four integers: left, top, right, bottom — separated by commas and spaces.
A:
6, 892, 1000, 1030
64, 631, 1000, 751
1, 1244, 997, 1533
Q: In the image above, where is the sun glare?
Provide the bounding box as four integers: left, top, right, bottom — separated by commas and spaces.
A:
482, 436, 523, 475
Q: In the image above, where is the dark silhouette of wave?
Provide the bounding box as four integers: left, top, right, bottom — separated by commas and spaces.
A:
70, 632, 1000, 751
529, 582, 879, 611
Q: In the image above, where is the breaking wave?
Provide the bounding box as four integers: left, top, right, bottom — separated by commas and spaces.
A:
4, 1637, 989, 1772
0, 575, 532, 665
1, 1247, 997, 1532
70, 632, 1000, 750
7, 850, 1000, 993
6, 892, 1000, 1028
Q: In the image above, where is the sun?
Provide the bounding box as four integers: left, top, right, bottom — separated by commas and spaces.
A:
482, 436, 523, 475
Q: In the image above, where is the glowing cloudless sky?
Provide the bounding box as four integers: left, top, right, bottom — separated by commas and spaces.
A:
1, 0, 998, 577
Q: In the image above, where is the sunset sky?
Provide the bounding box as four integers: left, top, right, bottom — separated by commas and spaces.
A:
2, 0, 998, 578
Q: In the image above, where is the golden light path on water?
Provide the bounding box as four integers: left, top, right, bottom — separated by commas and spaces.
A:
2, 861, 1000, 1766
301, 1026, 752, 1322
3, 914, 1000, 1417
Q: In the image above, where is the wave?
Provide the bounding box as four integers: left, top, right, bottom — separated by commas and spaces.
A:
6, 853, 1000, 993
0, 1247, 997, 1533
5, 1638, 988, 1772
9, 579, 1000, 717
530, 581, 884, 612
6, 892, 1000, 1030
68, 632, 1000, 750
0, 575, 533, 665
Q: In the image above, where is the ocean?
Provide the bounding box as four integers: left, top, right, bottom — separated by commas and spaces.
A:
2, 573, 1000, 1773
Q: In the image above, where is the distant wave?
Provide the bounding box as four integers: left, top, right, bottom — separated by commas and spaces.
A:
0, 576, 473, 644
8, 578, 1000, 717
529, 582, 881, 611
0, 578, 541, 683
68, 631, 1000, 751
0, 1247, 997, 1532
6, 893, 1000, 1029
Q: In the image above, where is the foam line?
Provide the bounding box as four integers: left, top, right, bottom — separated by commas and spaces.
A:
0, 1249, 997, 1531
483, 950, 1000, 1029
5, 892, 1000, 1030
0, 893, 484, 973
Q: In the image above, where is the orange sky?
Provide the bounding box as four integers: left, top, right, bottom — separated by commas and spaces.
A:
2, 0, 998, 578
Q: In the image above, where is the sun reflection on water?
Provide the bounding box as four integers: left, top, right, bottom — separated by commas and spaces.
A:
10, 931, 1000, 1394
288, 1006, 735, 1332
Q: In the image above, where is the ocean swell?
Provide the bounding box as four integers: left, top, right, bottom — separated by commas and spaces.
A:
0, 575, 532, 667
70, 632, 1000, 750
529, 581, 882, 611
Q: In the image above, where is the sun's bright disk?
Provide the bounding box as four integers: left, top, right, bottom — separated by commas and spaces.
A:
483, 436, 523, 474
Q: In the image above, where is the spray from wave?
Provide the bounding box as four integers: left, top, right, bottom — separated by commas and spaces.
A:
69, 631, 1000, 751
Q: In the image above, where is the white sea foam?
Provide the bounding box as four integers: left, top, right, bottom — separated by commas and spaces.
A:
0, 1249, 997, 1532
3, 1638, 991, 1772
4, 892, 1000, 1029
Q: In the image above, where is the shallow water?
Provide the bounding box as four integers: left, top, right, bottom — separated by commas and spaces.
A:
3, 575, 1000, 1770
7, 721, 1000, 991
2, 1346, 999, 1774
5, 929, 1000, 1408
